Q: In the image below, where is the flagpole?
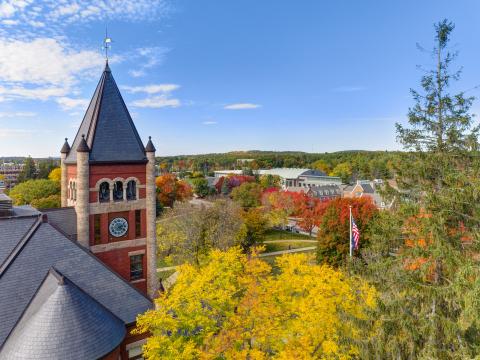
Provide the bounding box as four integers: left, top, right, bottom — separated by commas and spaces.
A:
349, 205, 352, 257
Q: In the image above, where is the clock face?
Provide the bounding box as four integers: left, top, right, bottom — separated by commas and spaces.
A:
109, 217, 128, 238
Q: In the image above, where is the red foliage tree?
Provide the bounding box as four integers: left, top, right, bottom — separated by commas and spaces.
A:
316, 197, 378, 266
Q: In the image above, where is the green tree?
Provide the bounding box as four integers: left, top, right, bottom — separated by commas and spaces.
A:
31, 194, 61, 209
259, 174, 281, 189
361, 20, 480, 359
9, 179, 60, 206
311, 159, 331, 174
329, 162, 352, 183
240, 208, 268, 249
37, 159, 57, 179
231, 182, 262, 208
191, 178, 210, 198
17, 156, 37, 183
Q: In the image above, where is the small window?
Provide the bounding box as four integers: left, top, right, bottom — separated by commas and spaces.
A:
73, 182, 76, 201
113, 181, 123, 201
135, 209, 141, 238
99, 182, 110, 203
130, 254, 144, 281
127, 180, 137, 201
94, 214, 101, 244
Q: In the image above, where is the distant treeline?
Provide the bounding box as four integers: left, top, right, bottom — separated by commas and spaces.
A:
156, 150, 402, 182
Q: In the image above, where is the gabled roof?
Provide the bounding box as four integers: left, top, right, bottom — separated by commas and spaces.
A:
0, 269, 125, 360
0, 217, 152, 347
65, 62, 147, 164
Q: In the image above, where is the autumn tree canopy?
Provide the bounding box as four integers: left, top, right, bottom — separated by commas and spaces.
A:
155, 173, 192, 207
135, 247, 377, 359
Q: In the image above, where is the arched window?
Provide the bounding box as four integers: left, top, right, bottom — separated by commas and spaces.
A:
73, 182, 77, 201
113, 181, 123, 201
126, 180, 136, 201
99, 182, 110, 203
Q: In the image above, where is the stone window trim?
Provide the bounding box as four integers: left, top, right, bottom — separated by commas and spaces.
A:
92, 177, 142, 203
128, 249, 145, 256
68, 178, 77, 203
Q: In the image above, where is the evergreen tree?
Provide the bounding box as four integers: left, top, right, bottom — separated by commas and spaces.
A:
17, 156, 37, 183
361, 20, 480, 359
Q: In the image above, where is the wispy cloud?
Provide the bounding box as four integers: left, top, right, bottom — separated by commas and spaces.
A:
202, 121, 217, 125
132, 95, 180, 108
224, 103, 261, 110
0, 1, 171, 37
121, 84, 180, 94
0, 128, 34, 138
331, 85, 367, 93
0, 37, 104, 103
127, 83, 181, 108
56, 97, 89, 110
0, 111, 36, 118
128, 47, 170, 78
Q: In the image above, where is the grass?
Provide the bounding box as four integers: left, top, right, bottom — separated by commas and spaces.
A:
263, 229, 315, 241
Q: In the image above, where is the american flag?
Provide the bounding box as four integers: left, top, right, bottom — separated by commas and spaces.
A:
351, 217, 360, 250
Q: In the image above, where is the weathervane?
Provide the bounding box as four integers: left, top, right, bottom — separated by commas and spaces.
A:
103, 26, 112, 61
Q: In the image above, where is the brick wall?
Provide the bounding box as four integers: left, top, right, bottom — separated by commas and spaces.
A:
94, 245, 148, 294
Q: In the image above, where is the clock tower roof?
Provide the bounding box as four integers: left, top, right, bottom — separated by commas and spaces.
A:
65, 62, 147, 164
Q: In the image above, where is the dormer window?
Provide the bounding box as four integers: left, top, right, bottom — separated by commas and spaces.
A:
113, 181, 123, 201
99, 182, 110, 203
126, 180, 137, 201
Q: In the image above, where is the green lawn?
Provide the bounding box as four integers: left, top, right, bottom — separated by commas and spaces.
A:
263, 229, 315, 241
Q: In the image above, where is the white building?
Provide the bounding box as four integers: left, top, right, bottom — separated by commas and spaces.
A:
214, 168, 342, 188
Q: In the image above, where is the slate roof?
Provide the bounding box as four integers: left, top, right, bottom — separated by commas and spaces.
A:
0, 269, 125, 360
42, 207, 77, 240
0, 213, 153, 349
360, 183, 375, 194
65, 62, 147, 164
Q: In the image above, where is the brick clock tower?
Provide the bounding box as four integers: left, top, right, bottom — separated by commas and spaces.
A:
60, 62, 158, 298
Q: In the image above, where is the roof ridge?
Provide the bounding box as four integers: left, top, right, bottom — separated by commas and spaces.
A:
0, 215, 42, 278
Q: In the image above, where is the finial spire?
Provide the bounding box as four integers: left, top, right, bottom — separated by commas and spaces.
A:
103, 26, 112, 62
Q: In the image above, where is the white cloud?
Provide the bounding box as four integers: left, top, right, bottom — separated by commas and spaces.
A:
224, 103, 261, 110
121, 84, 180, 94
202, 121, 217, 125
1, 19, 18, 25
128, 47, 169, 78
0, 111, 36, 118
0, 37, 103, 102
0, 128, 33, 137
132, 95, 180, 108
129, 69, 145, 78
0, 1, 171, 27
56, 97, 89, 110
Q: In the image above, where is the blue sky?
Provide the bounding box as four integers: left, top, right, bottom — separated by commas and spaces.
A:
1, 0, 480, 157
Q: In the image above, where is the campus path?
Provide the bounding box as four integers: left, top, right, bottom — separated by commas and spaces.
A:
156, 242, 318, 272
263, 239, 317, 244
258, 246, 316, 257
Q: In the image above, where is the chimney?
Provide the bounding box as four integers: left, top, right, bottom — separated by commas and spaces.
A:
0, 193, 13, 217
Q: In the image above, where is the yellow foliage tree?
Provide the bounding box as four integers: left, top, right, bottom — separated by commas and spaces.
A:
135, 248, 376, 359
48, 167, 61, 182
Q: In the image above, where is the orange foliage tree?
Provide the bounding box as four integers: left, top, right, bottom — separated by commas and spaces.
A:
155, 174, 192, 207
